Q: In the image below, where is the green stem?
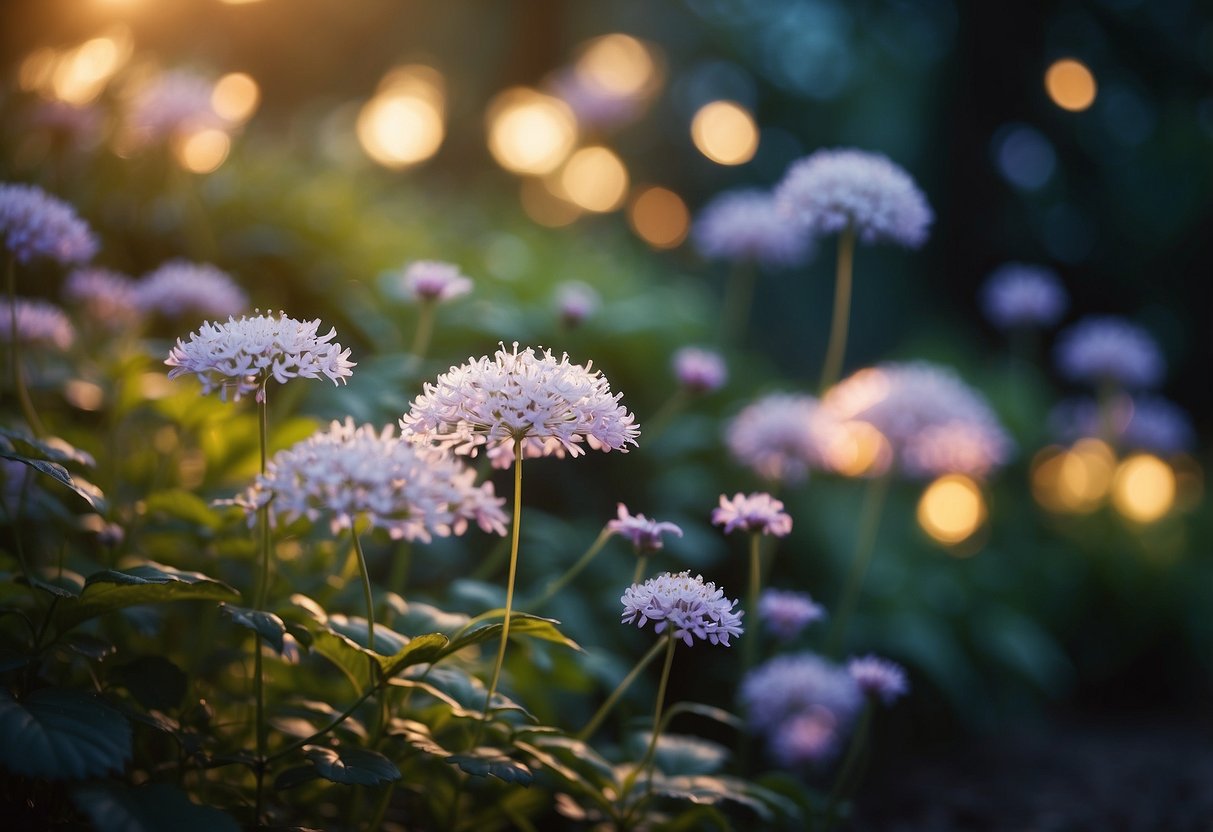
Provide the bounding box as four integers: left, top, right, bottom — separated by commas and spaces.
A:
721, 260, 757, 348
827, 474, 891, 657
352, 528, 375, 650
577, 636, 667, 741
631, 554, 649, 586
252, 380, 270, 824
823, 701, 872, 831
481, 440, 523, 725
642, 388, 689, 443
269, 683, 379, 762
742, 533, 762, 675
409, 302, 437, 364
528, 527, 610, 610
252, 635, 265, 824
819, 226, 856, 392
631, 634, 677, 798
387, 541, 412, 599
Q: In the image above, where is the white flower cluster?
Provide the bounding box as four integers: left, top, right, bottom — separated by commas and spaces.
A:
235, 418, 508, 542
165, 311, 355, 402
401, 342, 639, 464
620, 570, 744, 647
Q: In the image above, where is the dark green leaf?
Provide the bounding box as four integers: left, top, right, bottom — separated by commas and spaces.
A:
110, 655, 188, 712
653, 774, 800, 822
0, 453, 107, 512
304, 624, 375, 691
390, 666, 535, 723
643, 733, 730, 776
377, 632, 449, 680
388, 598, 470, 635
0, 429, 95, 468
27, 569, 83, 598
52, 562, 239, 632
660, 701, 744, 734
274, 765, 320, 790
443, 612, 582, 658
0, 688, 131, 780
222, 604, 286, 654
144, 489, 223, 530
71, 782, 240, 832
449, 749, 533, 784
63, 633, 115, 661
304, 744, 401, 786
326, 614, 408, 656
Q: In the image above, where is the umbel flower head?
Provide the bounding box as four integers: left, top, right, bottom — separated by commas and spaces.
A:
621, 571, 744, 646
1054, 315, 1164, 390
775, 148, 933, 248
136, 259, 249, 320
725, 392, 837, 485
672, 347, 727, 394
693, 188, 813, 268
606, 503, 683, 554
823, 362, 1012, 479
165, 311, 355, 402
399, 260, 473, 303
401, 342, 639, 466
0, 298, 75, 350
712, 492, 793, 537
234, 418, 508, 542
758, 589, 825, 641
980, 262, 1068, 330
0, 183, 98, 266
847, 655, 909, 706
63, 267, 141, 330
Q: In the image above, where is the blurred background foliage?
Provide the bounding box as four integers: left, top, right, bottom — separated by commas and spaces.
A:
1, 0, 1211, 818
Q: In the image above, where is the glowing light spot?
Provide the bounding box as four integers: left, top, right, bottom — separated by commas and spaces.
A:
218, 0, 265, 5
825, 421, 892, 478
1112, 454, 1175, 524
174, 128, 230, 174
19, 49, 58, 93
519, 177, 581, 228
691, 100, 758, 166
486, 87, 577, 175
50, 28, 133, 105
1032, 439, 1116, 513
212, 72, 260, 123
559, 146, 628, 212
575, 33, 656, 96
1045, 58, 1097, 112
64, 380, 104, 411
918, 474, 986, 545
628, 186, 689, 249
356, 65, 446, 169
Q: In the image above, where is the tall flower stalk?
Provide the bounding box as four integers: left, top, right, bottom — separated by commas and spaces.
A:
819, 225, 855, 391
483, 440, 524, 720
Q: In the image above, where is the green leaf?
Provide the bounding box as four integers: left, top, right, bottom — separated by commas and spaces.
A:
306, 624, 374, 692
304, 744, 401, 786
222, 604, 287, 654
327, 614, 409, 656
110, 655, 188, 712
144, 489, 223, 531
659, 702, 744, 735
0, 453, 106, 512
0, 688, 131, 780
639, 733, 729, 776
71, 782, 240, 832
304, 618, 448, 690
377, 632, 449, 680
443, 612, 582, 658
27, 568, 84, 599
449, 749, 533, 784
0, 429, 95, 468
273, 765, 320, 791
653, 774, 800, 822
391, 666, 535, 723
52, 562, 240, 632
388, 598, 470, 635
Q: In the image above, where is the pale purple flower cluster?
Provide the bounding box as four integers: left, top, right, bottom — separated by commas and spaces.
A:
400, 260, 473, 303
775, 148, 933, 248
725, 392, 835, 484
0, 183, 98, 266
126, 70, 223, 145
672, 347, 727, 394
1050, 395, 1195, 455
401, 342, 639, 465
63, 267, 141, 330
823, 362, 1012, 479
606, 503, 683, 553
980, 263, 1068, 330
235, 418, 508, 542
758, 589, 825, 641
620, 570, 744, 647
712, 491, 793, 537
847, 655, 909, 706
692, 189, 812, 268
1054, 316, 1164, 389
136, 260, 249, 320
0, 298, 75, 350
739, 653, 863, 764
554, 281, 600, 328
165, 311, 355, 402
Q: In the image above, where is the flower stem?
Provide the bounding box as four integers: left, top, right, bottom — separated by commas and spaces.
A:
481, 440, 523, 725
721, 259, 757, 347
742, 533, 762, 675
635, 634, 677, 796
252, 381, 270, 824
388, 541, 412, 599
351, 528, 375, 650
631, 554, 648, 586
576, 635, 667, 741
819, 225, 856, 392
5, 253, 45, 437
823, 701, 872, 831
528, 527, 609, 610
409, 302, 437, 364
827, 474, 891, 657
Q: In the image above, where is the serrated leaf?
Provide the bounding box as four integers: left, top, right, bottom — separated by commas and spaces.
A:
0, 688, 131, 780
449, 749, 533, 784
304, 744, 401, 786
71, 782, 240, 832
52, 562, 239, 632
222, 604, 286, 654
444, 612, 582, 658
110, 655, 188, 712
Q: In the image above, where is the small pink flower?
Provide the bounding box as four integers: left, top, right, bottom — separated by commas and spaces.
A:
400, 260, 473, 303
606, 503, 682, 553
711, 492, 792, 537
673, 347, 727, 394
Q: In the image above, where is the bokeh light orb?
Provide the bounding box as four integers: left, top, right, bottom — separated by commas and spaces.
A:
520, 177, 582, 228
575, 33, 657, 96
627, 186, 689, 248
1031, 439, 1116, 514
1045, 58, 1097, 112
357, 65, 446, 169
212, 72, 260, 123
558, 146, 628, 212
1112, 454, 1176, 524
918, 474, 986, 545
486, 87, 577, 175
174, 128, 230, 174
691, 100, 758, 165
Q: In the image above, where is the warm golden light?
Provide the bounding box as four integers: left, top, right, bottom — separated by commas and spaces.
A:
486, 87, 577, 175
1045, 58, 1097, 112
519, 177, 582, 228
691, 100, 758, 166
575, 34, 656, 96
212, 72, 260, 123
918, 474, 986, 545
1112, 454, 1176, 524
50, 28, 133, 105
174, 128, 230, 174
825, 421, 892, 478
358, 97, 443, 168
627, 186, 689, 249
1032, 439, 1116, 513
19, 49, 58, 93
218, 0, 266, 5
558, 146, 628, 212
